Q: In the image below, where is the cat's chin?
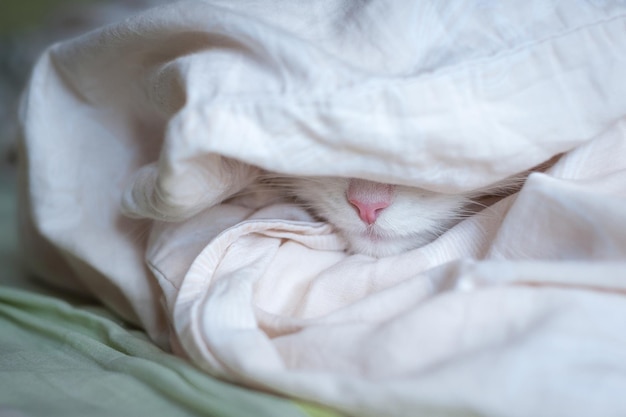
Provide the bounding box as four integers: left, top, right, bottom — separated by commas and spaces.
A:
342, 230, 431, 258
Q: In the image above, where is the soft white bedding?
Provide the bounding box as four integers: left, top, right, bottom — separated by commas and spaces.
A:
19, 1, 626, 416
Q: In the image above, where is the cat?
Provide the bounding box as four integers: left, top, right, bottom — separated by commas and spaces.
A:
235, 156, 555, 258
261, 174, 528, 258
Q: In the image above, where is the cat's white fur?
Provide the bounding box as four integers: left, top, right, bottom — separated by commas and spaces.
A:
247, 166, 550, 257
267, 176, 496, 257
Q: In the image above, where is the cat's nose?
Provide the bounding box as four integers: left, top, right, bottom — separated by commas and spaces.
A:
348, 199, 390, 225
347, 179, 395, 225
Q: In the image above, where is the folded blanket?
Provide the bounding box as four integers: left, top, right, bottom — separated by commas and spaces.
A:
19, 1, 626, 416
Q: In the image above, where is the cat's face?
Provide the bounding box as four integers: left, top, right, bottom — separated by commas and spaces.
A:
281, 177, 470, 257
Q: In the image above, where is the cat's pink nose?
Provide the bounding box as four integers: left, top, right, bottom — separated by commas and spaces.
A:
347, 179, 395, 225
348, 199, 390, 225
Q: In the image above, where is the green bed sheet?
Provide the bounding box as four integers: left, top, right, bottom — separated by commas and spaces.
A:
0, 175, 339, 417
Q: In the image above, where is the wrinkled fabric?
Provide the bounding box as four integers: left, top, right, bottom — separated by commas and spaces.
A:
19, 1, 626, 416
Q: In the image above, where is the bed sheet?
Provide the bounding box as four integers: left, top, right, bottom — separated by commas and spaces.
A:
13, 1, 626, 416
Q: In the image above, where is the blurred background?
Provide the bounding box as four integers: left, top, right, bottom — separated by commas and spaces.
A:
0, 0, 96, 34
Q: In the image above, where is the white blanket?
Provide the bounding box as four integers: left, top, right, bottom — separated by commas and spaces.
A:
19, 1, 626, 416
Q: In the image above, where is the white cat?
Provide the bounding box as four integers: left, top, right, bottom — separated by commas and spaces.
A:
264, 175, 527, 257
